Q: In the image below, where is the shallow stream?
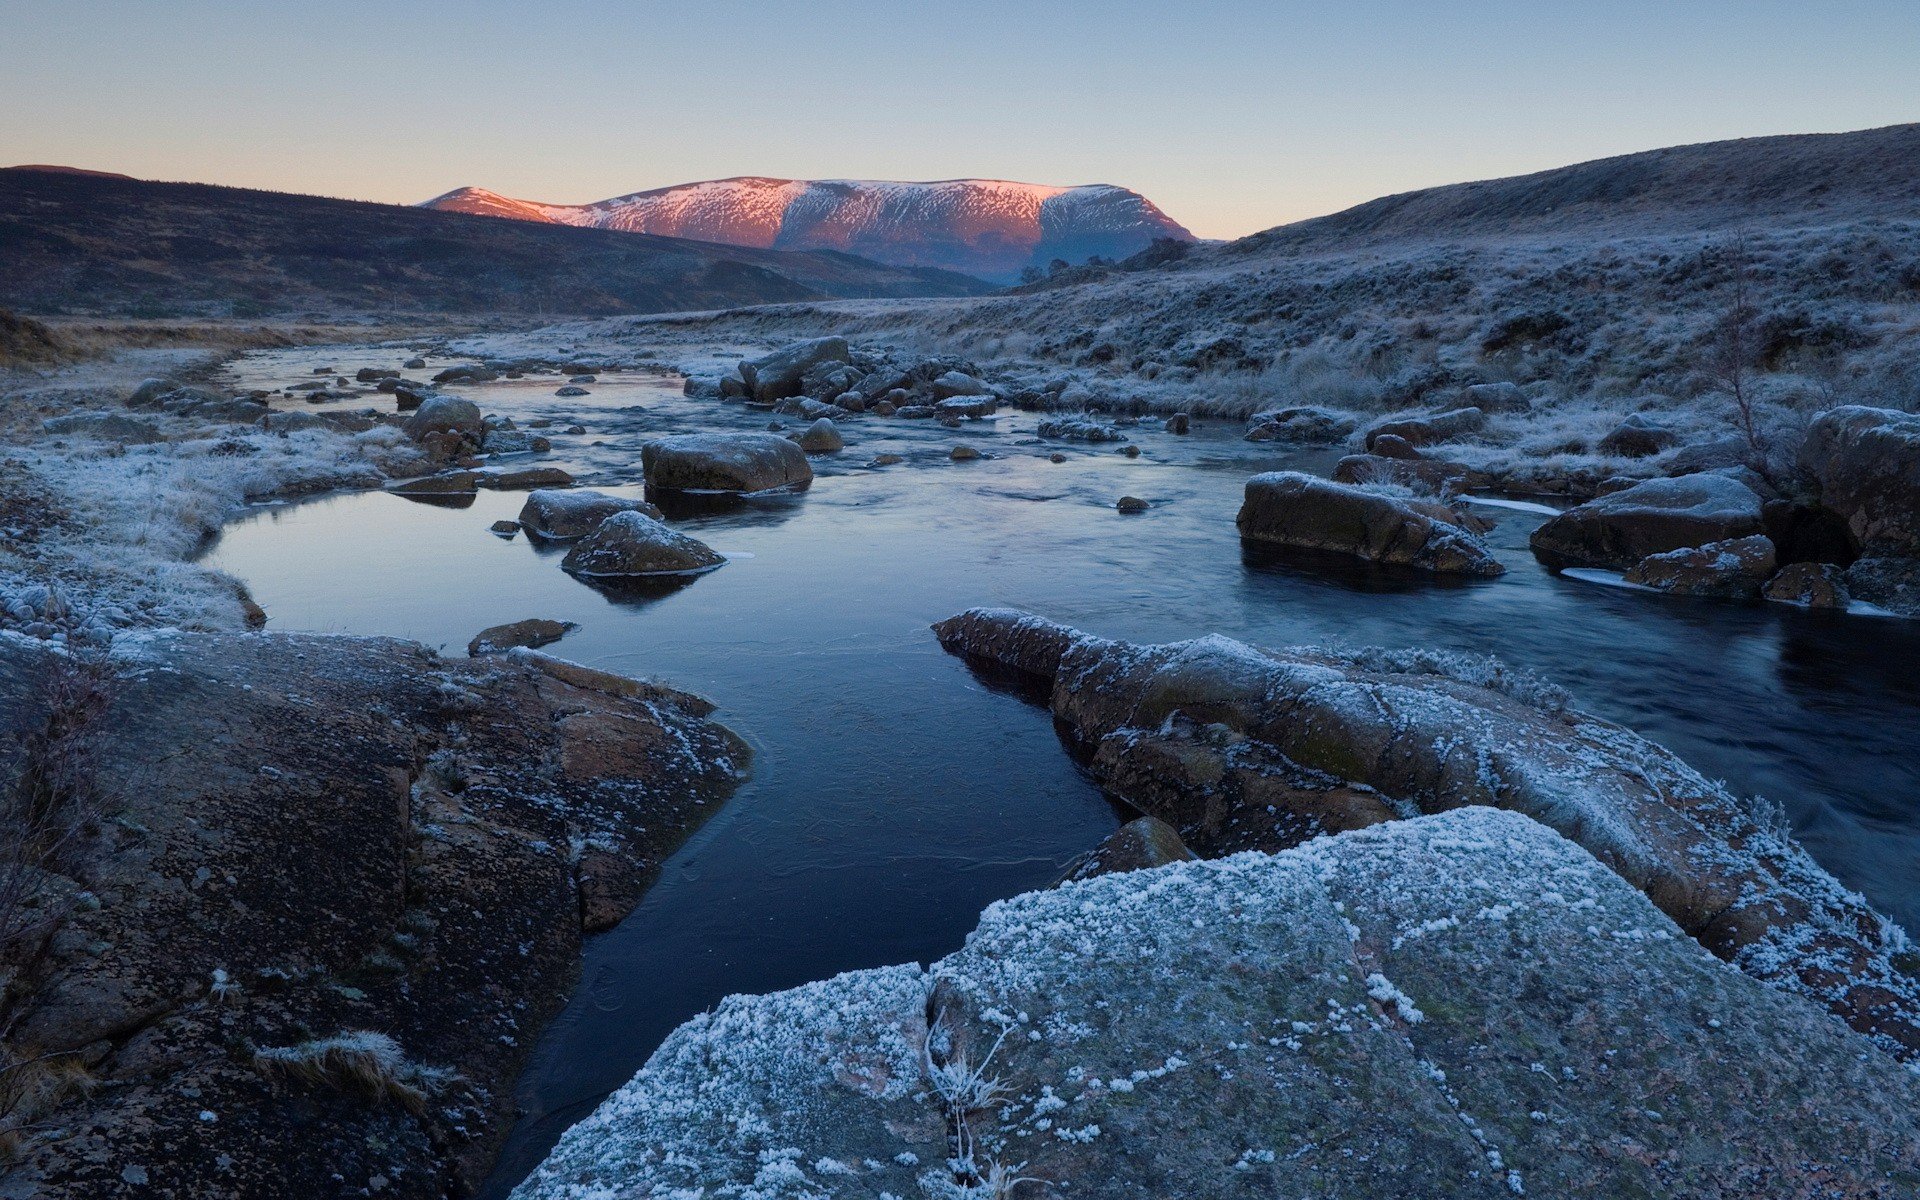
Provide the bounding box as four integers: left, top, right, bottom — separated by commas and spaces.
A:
206, 347, 1920, 1194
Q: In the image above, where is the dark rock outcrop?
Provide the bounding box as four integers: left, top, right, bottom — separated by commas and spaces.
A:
0, 631, 747, 1198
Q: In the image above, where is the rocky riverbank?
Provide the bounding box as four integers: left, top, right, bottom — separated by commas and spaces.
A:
0, 344, 752, 1195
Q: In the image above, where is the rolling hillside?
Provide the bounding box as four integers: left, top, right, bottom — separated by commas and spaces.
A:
0, 168, 993, 317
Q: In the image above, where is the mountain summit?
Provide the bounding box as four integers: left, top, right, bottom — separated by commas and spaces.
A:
421, 177, 1194, 282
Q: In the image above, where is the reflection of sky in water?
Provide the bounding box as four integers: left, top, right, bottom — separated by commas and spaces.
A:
208, 344, 1920, 1193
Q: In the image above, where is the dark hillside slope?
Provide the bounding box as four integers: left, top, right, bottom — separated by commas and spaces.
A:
0, 169, 992, 317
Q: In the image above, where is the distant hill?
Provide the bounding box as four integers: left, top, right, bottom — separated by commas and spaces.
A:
423, 177, 1194, 283
0, 169, 993, 318
1232, 123, 1920, 255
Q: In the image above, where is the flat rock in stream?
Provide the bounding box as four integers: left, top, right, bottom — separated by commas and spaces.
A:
930, 607, 1920, 1062
0, 631, 748, 1199
1237, 471, 1504, 576
515, 809, 1920, 1200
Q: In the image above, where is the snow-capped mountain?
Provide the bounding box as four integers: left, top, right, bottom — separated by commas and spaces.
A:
421, 177, 1194, 282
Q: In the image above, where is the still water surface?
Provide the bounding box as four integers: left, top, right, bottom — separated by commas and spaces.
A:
205, 348, 1920, 1194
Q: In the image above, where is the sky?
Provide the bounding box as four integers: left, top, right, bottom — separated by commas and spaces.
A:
3, 0, 1917, 240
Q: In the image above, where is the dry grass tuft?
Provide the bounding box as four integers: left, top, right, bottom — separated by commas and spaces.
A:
252, 1031, 457, 1115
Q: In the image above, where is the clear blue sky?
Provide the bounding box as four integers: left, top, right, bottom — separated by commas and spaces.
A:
4, 0, 1915, 239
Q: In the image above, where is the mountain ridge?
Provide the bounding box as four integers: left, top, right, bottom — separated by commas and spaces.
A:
421, 176, 1194, 282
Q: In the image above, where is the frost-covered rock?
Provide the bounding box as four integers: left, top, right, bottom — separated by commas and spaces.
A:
741, 336, 851, 402
1244, 405, 1357, 444
515, 810, 1920, 1200
560, 510, 725, 579
516, 489, 661, 540
930, 370, 990, 399
1362, 406, 1485, 450
1237, 471, 1503, 576
1764, 561, 1851, 609
1331, 452, 1489, 495
1037, 417, 1126, 442
1598, 413, 1680, 458
41, 412, 165, 443
640, 432, 814, 495
1621, 534, 1777, 597
931, 608, 1920, 1061
1529, 473, 1765, 568
1799, 405, 1920, 556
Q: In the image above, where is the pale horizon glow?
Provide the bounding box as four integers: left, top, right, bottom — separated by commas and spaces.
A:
3, 1, 1916, 241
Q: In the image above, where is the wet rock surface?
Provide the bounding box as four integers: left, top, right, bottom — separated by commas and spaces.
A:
515, 809, 1920, 1200
931, 608, 1920, 1062
639, 432, 814, 495
1237, 471, 1504, 576
0, 630, 748, 1199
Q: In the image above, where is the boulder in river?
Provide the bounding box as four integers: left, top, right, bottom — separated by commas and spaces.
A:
930, 608, 1920, 1061
741, 336, 850, 402
1529, 473, 1765, 568
1798, 405, 1920, 557
1764, 561, 1851, 610
402, 395, 483, 442
560, 511, 725, 579
1237, 471, 1504, 576
640, 432, 814, 495
1621, 534, 1777, 597
793, 417, 844, 454
515, 806, 1920, 1200
516, 489, 661, 540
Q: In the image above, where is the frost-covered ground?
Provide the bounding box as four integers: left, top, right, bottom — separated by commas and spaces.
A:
455, 215, 1920, 492
0, 348, 420, 639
